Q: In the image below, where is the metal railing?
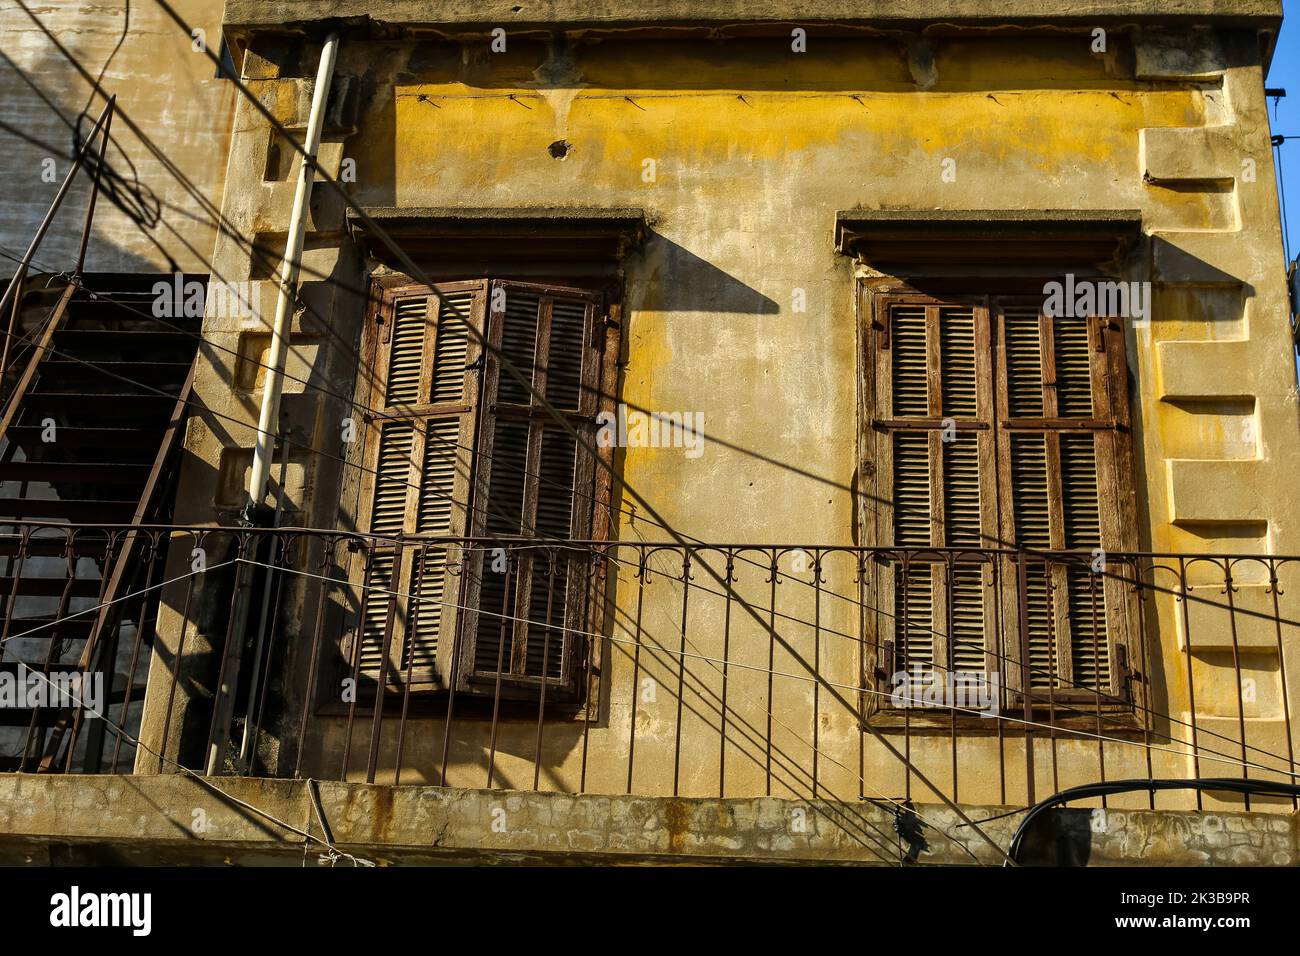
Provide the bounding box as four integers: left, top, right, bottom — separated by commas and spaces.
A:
0, 522, 1295, 813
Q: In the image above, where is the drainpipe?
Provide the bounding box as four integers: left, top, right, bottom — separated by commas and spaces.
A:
205, 33, 338, 776
247, 31, 339, 512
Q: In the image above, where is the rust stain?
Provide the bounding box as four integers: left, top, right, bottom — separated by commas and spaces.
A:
663, 799, 690, 853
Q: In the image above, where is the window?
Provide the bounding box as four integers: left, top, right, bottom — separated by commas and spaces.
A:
349, 277, 618, 703
863, 291, 1139, 718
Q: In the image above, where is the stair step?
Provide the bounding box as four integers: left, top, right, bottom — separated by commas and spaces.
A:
42, 358, 192, 374
19, 392, 178, 411
3, 425, 161, 451
0, 499, 139, 523
4, 615, 95, 637
0, 462, 153, 485
0, 575, 105, 598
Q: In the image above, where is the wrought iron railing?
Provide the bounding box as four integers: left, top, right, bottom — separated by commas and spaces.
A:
0, 522, 1295, 813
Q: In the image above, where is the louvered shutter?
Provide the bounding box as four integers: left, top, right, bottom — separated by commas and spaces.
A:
994, 300, 1129, 698
873, 299, 998, 701
355, 282, 485, 690
461, 281, 603, 700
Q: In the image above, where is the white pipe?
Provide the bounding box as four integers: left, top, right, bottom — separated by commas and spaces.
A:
246, 31, 339, 513
205, 34, 339, 777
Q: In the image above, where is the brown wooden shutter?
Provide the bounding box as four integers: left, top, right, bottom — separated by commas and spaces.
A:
994, 300, 1131, 699
873, 298, 998, 697
460, 281, 604, 700
355, 282, 486, 690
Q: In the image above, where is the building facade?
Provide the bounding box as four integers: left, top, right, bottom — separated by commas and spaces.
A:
1, 1, 1298, 865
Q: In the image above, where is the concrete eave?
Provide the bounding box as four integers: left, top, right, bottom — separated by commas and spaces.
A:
836, 208, 1144, 268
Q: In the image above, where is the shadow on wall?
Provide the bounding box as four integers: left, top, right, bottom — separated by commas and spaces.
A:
627, 232, 780, 315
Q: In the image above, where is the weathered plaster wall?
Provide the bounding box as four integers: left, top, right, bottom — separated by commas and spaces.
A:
138, 23, 1300, 813
0, 774, 1295, 866
0, 0, 234, 278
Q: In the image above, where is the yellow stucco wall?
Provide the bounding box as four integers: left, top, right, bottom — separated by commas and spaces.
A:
140, 25, 1300, 813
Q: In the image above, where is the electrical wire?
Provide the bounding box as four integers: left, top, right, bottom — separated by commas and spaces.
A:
5, 253, 1291, 778
235, 554, 1300, 783
0, 573, 376, 865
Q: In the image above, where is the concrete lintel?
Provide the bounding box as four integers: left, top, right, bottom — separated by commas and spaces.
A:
347, 206, 649, 265
351, 206, 647, 235
835, 208, 1142, 268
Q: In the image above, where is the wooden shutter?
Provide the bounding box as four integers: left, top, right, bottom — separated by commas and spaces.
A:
355, 281, 486, 691
460, 281, 605, 701
872, 298, 999, 698
994, 299, 1133, 699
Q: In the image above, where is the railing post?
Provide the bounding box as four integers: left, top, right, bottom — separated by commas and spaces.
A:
1017, 550, 1035, 806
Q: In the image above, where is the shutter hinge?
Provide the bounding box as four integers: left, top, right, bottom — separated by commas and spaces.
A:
875, 639, 895, 682
376, 313, 390, 344
1116, 644, 1141, 703
1089, 315, 1108, 353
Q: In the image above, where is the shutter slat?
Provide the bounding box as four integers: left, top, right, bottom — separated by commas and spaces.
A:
939, 306, 978, 417
481, 420, 529, 535
893, 428, 934, 678
498, 292, 541, 405
417, 419, 461, 534
1010, 434, 1050, 549
359, 552, 396, 675
896, 563, 934, 676
385, 298, 427, 406
1004, 308, 1044, 418
1023, 562, 1057, 689
543, 300, 588, 408
1010, 434, 1058, 688
893, 432, 931, 547
371, 421, 414, 537
950, 563, 986, 673
430, 292, 474, 405
891, 306, 929, 417
943, 432, 980, 548
1060, 433, 1100, 549
1052, 317, 1093, 418
406, 547, 446, 672
1067, 567, 1110, 690
475, 418, 529, 672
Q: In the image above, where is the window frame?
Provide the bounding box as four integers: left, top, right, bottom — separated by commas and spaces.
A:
859, 283, 1141, 730
339, 274, 621, 709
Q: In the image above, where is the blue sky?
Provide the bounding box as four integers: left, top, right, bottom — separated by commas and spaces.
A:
1269, 0, 1300, 263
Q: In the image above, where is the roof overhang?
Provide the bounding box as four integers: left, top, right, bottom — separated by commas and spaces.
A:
835, 209, 1143, 270
223, 1, 1282, 34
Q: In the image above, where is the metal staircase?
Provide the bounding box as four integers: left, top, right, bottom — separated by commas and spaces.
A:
0, 277, 200, 770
